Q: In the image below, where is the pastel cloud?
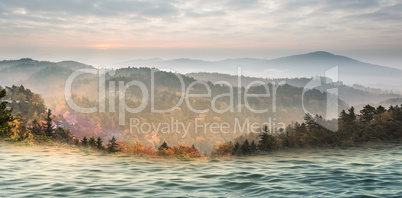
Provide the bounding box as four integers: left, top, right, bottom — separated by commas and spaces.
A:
0, 0, 401, 67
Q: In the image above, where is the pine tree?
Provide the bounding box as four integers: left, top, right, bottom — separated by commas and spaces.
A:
250, 141, 257, 154
263, 125, 268, 133
348, 106, 356, 121
54, 127, 73, 142
31, 119, 42, 136
158, 141, 170, 150
88, 137, 96, 148
339, 107, 360, 142
340, 110, 348, 121
107, 136, 120, 153
258, 132, 268, 150
232, 142, 240, 156
304, 114, 318, 131
96, 137, 103, 150
44, 109, 53, 137
376, 105, 386, 114
360, 104, 376, 123
82, 136, 88, 147
258, 132, 278, 151
0, 89, 15, 137
240, 139, 251, 155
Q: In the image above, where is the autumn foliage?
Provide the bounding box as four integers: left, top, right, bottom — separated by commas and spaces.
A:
119, 141, 156, 156
211, 143, 234, 157
114, 141, 202, 159
157, 144, 201, 159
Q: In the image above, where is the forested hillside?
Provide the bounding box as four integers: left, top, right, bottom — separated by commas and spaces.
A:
187, 72, 400, 106
0, 58, 93, 97
2, 58, 399, 153
56, 67, 347, 153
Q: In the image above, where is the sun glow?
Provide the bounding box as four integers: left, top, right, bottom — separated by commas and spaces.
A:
77, 44, 132, 50
78, 44, 112, 50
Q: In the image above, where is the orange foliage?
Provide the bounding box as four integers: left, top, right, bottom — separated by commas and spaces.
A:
157, 144, 201, 159
156, 148, 175, 157
111, 141, 201, 159
212, 143, 233, 157
120, 141, 156, 156
116, 141, 127, 152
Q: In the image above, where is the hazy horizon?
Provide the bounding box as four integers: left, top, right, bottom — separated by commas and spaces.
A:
1, 50, 401, 71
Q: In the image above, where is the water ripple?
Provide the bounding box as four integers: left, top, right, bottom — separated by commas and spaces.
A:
1, 143, 402, 197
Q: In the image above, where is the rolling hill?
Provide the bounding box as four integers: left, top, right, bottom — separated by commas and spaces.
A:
186, 72, 401, 106
113, 51, 402, 92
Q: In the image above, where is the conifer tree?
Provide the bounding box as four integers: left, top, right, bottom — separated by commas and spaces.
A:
107, 136, 120, 153
250, 141, 258, 154
96, 137, 103, 150
232, 142, 241, 155
0, 89, 14, 137
376, 105, 386, 114
158, 141, 170, 150
348, 106, 356, 121
54, 127, 73, 142
88, 137, 96, 148
82, 136, 88, 147
31, 119, 42, 136
258, 130, 278, 151
240, 139, 251, 155
44, 109, 53, 137
360, 104, 376, 123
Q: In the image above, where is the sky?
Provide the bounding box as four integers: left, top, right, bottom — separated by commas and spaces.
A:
0, 0, 401, 69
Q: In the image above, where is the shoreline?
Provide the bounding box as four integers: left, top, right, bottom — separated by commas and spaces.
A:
2, 138, 401, 161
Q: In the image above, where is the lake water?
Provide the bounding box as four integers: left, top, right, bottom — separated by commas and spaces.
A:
1, 142, 402, 197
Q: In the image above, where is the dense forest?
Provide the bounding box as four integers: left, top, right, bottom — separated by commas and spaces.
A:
1, 59, 401, 155
1, 59, 347, 152
1, 65, 345, 153
1, 85, 402, 159
212, 105, 402, 157
0, 86, 202, 159
54, 67, 348, 153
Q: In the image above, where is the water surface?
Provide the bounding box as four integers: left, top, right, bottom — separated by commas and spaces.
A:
1, 143, 401, 197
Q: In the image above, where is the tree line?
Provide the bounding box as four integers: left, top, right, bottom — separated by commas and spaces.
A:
0, 86, 202, 158
2, 86, 401, 158
213, 104, 402, 156
0, 87, 132, 154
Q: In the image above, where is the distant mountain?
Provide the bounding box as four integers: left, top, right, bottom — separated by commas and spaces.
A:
55, 60, 93, 71
381, 98, 402, 106
112, 58, 164, 67
116, 51, 402, 92
0, 58, 94, 96
186, 72, 401, 106
257, 51, 402, 89
2, 51, 402, 99
352, 84, 399, 95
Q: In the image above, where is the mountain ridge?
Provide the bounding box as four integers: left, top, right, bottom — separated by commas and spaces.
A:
5, 51, 400, 72
2, 51, 402, 91
114, 51, 402, 72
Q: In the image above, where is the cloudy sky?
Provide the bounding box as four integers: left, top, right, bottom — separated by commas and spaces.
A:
0, 0, 401, 68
